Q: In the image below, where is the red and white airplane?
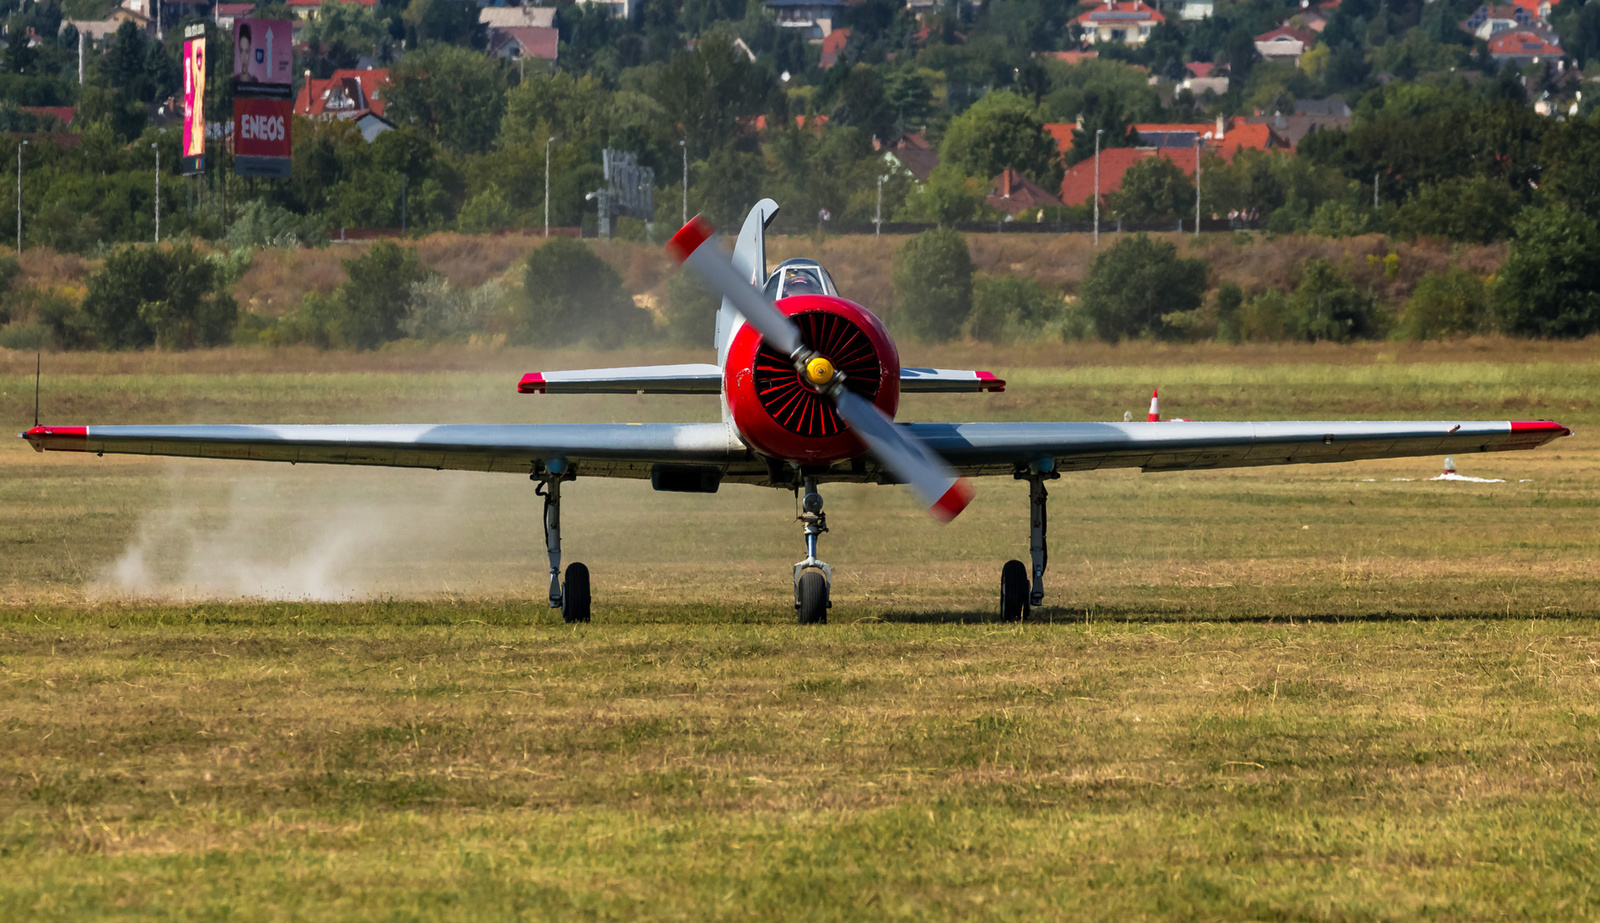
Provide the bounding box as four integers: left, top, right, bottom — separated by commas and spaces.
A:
22, 201, 1572, 623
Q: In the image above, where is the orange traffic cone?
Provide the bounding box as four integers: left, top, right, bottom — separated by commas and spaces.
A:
1148, 388, 1160, 422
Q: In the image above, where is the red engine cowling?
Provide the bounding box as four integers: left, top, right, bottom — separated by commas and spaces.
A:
723, 294, 900, 465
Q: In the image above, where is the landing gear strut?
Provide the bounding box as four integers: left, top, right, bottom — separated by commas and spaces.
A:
793, 476, 832, 624
537, 463, 589, 623
1003, 464, 1056, 621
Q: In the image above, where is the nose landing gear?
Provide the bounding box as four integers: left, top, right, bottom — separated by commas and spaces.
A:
793, 477, 832, 624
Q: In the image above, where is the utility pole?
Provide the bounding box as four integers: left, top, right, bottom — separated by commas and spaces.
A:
680, 139, 687, 224
16, 140, 26, 254
1093, 128, 1103, 249
1194, 135, 1201, 237
1373, 171, 1379, 209
78, 30, 85, 85
544, 136, 554, 237
875, 175, 885, 238
152, 142, 160, 243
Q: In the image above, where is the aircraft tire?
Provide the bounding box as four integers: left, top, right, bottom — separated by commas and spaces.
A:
562, 562, 591, 623
1000, 559, 1029, 622
796, 570, 829, 625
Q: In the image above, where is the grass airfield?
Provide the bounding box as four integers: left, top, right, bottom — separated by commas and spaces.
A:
3, 341, 1600, 919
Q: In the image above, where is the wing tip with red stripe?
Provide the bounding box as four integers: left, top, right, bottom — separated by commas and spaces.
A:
21, 425, 88, 452
517, 372, 547, 394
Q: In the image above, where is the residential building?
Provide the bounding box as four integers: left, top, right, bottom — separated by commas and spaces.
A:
1180, 0, 1213, 20
1488, 28, 1562, 63
987, 168, 1063, 215
294, 67, 393, 141
574, 0, 635, 18
819, 27, 850, 67
1132, 116, 1285, 157
213, 2, 252, 30
1073, 0, 1165, 46
487, 26, 558, 64
1243, 98, 1350, 148
480, 6, 556, 30
881, 131, 938, 182
288, 0, 377, 19
1462, 4, 1535, 40
1059, 146, 1200, 207
763, 0, 849, 39
1255, 26, 1315, 63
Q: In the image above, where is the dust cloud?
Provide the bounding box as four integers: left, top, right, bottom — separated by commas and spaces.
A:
89, 461, 547, 602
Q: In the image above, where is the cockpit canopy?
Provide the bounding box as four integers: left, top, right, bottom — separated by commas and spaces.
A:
763, 259, 839, 301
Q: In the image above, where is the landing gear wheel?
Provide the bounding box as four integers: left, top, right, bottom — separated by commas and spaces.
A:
1000, 559, 1030, 622
796, 570, 829, 625
561, 562, 590, 623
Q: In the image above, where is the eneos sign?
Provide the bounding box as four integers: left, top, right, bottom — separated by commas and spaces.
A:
233, 97, 291, 176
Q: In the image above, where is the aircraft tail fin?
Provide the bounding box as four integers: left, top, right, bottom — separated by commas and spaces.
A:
716, 198, 779, 369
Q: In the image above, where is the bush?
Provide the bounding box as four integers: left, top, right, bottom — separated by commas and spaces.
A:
1077, 234, 1207, 342
226, 199, 327, 249
1493, 203, 1600, 338
81, 244, 238, 350
457, 183, 519, 233
1399, 269, 1491, 339
515, 238, 650, 348
892, 227, 974, 343
1286, 259, 1382, 342
337, 241, 437, 350
970, 274, 1058, 343
1214, 282, 1244, 343
1238, 288, 1290, 342
402, 277, 501, 341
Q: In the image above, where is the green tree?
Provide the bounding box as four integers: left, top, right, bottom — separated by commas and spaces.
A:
663, 271, 720, 347
1391, 176, 1521, 243
1077, 234, 1207, 342
516, 238, 650, 348
894, 163, 989, 224
386, 45, 507, 155
336, 241, 437, 349
1107, 156, 1193, 223
939, 91, 1063, 191
82, 244, 238, 350
650, 35, 765, 153
1287, 259, 1381, 342
1494, 204, 1600, 338
892, 228, 974, 343
1400, 269, 1491, 339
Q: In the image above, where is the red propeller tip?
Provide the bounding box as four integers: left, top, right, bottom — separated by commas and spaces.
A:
666, 216, 716, 264
931, 478, 975, 523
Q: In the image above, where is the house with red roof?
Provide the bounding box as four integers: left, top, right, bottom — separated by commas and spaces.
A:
1059, 147, 1201, 208
1074, 1, 1164, 46
287, 0, 377, 19
987, 168, 1063, 215
1462, 4, 1537, 39
819, 28, 850, 68
488, 26, 558, 64
1487, 28, 1562, 63
294, 68, 393, 141
20, 106, 74, 127
1056, 116, 1286, 207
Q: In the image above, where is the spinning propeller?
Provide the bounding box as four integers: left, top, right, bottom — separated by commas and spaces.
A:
668, 216, 974, 522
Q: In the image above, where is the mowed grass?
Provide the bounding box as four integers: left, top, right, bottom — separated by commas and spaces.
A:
2, 341, 1599, 919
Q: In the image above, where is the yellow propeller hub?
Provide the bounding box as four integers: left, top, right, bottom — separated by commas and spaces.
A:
802, 356, 836, 388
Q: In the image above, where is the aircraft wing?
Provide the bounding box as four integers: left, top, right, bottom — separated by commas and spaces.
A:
517, 364, 1005, 394
901, 420, 1571, 478
21, 423, 747, 479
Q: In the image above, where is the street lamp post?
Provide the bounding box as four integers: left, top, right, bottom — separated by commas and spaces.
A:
1093, 129, 1103, 249
680, 140, 688, 225
152, 143, 160, 244
1194, 135, 1201, 237
16, 139, 26, 254
875, 175, 886, 238
544, 136, 555, 237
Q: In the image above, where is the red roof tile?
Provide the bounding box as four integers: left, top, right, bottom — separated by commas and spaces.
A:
1059, 147, 1198, 207
820, 28, 851, 68
294, 68, 389, 118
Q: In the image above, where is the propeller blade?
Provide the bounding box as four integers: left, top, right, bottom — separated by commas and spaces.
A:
666, 214, 973, 522
834, 390, 975, 522
667, 216, 803, 358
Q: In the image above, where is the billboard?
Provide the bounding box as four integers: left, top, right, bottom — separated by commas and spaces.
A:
232, 19, 293, 94
234, 97, 293, 178
181, 37, 206, 175
232, 18, 292, 178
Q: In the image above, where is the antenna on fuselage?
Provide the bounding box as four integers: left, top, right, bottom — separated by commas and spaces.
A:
33, 352, 40, 427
